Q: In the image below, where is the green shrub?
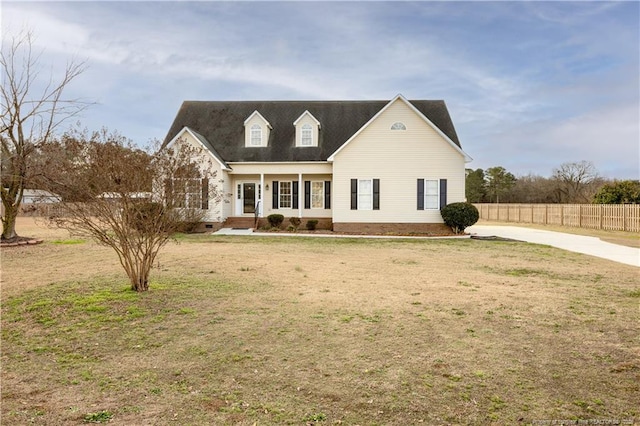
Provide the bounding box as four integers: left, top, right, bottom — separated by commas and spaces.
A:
306, 219, 319, 231
289, 217, 301, 230
267, 214, 285, 228
440, 202, 479, 234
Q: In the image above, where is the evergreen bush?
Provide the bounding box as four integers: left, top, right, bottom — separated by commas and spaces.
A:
267, 214, 285, 228
440, 202, 479, 234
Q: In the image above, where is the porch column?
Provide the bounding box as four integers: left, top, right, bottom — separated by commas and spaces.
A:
298, 173, 303, 218
260, 173, 264, 217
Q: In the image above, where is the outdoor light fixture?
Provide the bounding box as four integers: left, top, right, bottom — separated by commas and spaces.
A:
265, 184, 269, 191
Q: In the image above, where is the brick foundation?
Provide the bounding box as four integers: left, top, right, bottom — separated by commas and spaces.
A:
256, 217, 333, 230
332, 222, 454, 235
192, 222, 224, 233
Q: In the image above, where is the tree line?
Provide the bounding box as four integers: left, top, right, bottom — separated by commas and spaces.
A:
466, 163, 640, 204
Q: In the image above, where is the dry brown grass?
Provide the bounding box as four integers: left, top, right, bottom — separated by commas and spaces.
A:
1, 218, 639, 425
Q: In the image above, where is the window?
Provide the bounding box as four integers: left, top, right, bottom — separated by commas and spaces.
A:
391, 122, 406, 130
358, 180, 372, 210
250, 124, 262, 146
301, 124, 313, 146
174, 178, 203, 209
425, 179, 439, 209
417, 179, 446, 210
351, 179, 379, 210
311, 181, 324, 209
279, 181, 292, 208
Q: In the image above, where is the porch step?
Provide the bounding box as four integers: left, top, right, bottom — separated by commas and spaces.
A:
223, 217, 257, 229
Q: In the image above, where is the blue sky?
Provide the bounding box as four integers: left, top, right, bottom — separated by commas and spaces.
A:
3, 1, 639, 179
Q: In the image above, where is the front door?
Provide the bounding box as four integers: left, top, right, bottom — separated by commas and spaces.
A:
243, 183, 256, 214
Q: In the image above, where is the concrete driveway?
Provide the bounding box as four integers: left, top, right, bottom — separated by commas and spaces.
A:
467, 225, 640, 267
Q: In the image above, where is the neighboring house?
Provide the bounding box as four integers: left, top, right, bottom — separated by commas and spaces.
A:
21, 189, 61, 204
162, 94, 472, 233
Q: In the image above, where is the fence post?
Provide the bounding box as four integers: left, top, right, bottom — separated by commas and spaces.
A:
623, 205, 627, 232
544, 204, 548, 225
560, 205, 564, 226
599, 205, 603, 230
531, 205, 533, 223
578, 205, 582, 228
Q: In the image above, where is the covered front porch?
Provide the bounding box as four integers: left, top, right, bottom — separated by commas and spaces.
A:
225, 162, 333, 222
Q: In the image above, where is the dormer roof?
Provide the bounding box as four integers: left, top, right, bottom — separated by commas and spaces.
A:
293, 110, 321, 128
243, 110, 272, 129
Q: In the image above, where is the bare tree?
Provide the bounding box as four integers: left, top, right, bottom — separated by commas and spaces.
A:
43, 131, 220, 292
1, 30, 89, 241
551, 161, 601, 203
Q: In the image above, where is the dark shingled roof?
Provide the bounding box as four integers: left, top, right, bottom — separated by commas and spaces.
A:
163, 100, 461, 163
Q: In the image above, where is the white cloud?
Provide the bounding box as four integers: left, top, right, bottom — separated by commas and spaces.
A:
3, 1, 637, 179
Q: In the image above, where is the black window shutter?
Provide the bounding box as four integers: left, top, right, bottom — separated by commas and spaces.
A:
439, 179, 447, 210
417, 179, 424, 210
373, 179, 380, 210
292, 181, 299, 209
304, 181, 311, 209
272, 181, 279, 209
201, 178, 209, 210
350, 179, 358, 210
324, 181, 331, 209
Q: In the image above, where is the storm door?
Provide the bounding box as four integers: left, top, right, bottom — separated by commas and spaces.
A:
243, 183, 256, 214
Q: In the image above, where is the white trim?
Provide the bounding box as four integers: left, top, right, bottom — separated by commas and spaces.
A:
279, 181, 293, 209
424, 179, 440, 210
298, 173, 303, 218
235, 180, 260, 216
250, 124, 262, 146
227, 161, 330, 165
300, 123, 313, 146
327, 94, 473, 162
165, 127, 232, 171
293, 110, 321, 128
259, 173, 264, 217
244, 110, 273, 129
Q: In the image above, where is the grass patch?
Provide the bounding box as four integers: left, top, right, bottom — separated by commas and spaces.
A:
2, 225, 639, 424
51, 238, 86, 245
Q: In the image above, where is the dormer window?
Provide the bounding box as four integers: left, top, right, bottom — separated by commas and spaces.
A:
301, 124, 313, 146
294, 110, 320, 147
391, 122, 406, 130
250, 124, 262, 146
244, 110, 271, 147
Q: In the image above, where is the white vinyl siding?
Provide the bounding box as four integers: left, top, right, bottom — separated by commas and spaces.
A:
244, 111, 271, 147
294, 111, 320, 147
165, 131, 224, 222
331, 97, 466, 224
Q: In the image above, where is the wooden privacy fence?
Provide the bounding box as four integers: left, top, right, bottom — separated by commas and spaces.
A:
474, 204, 640, 232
